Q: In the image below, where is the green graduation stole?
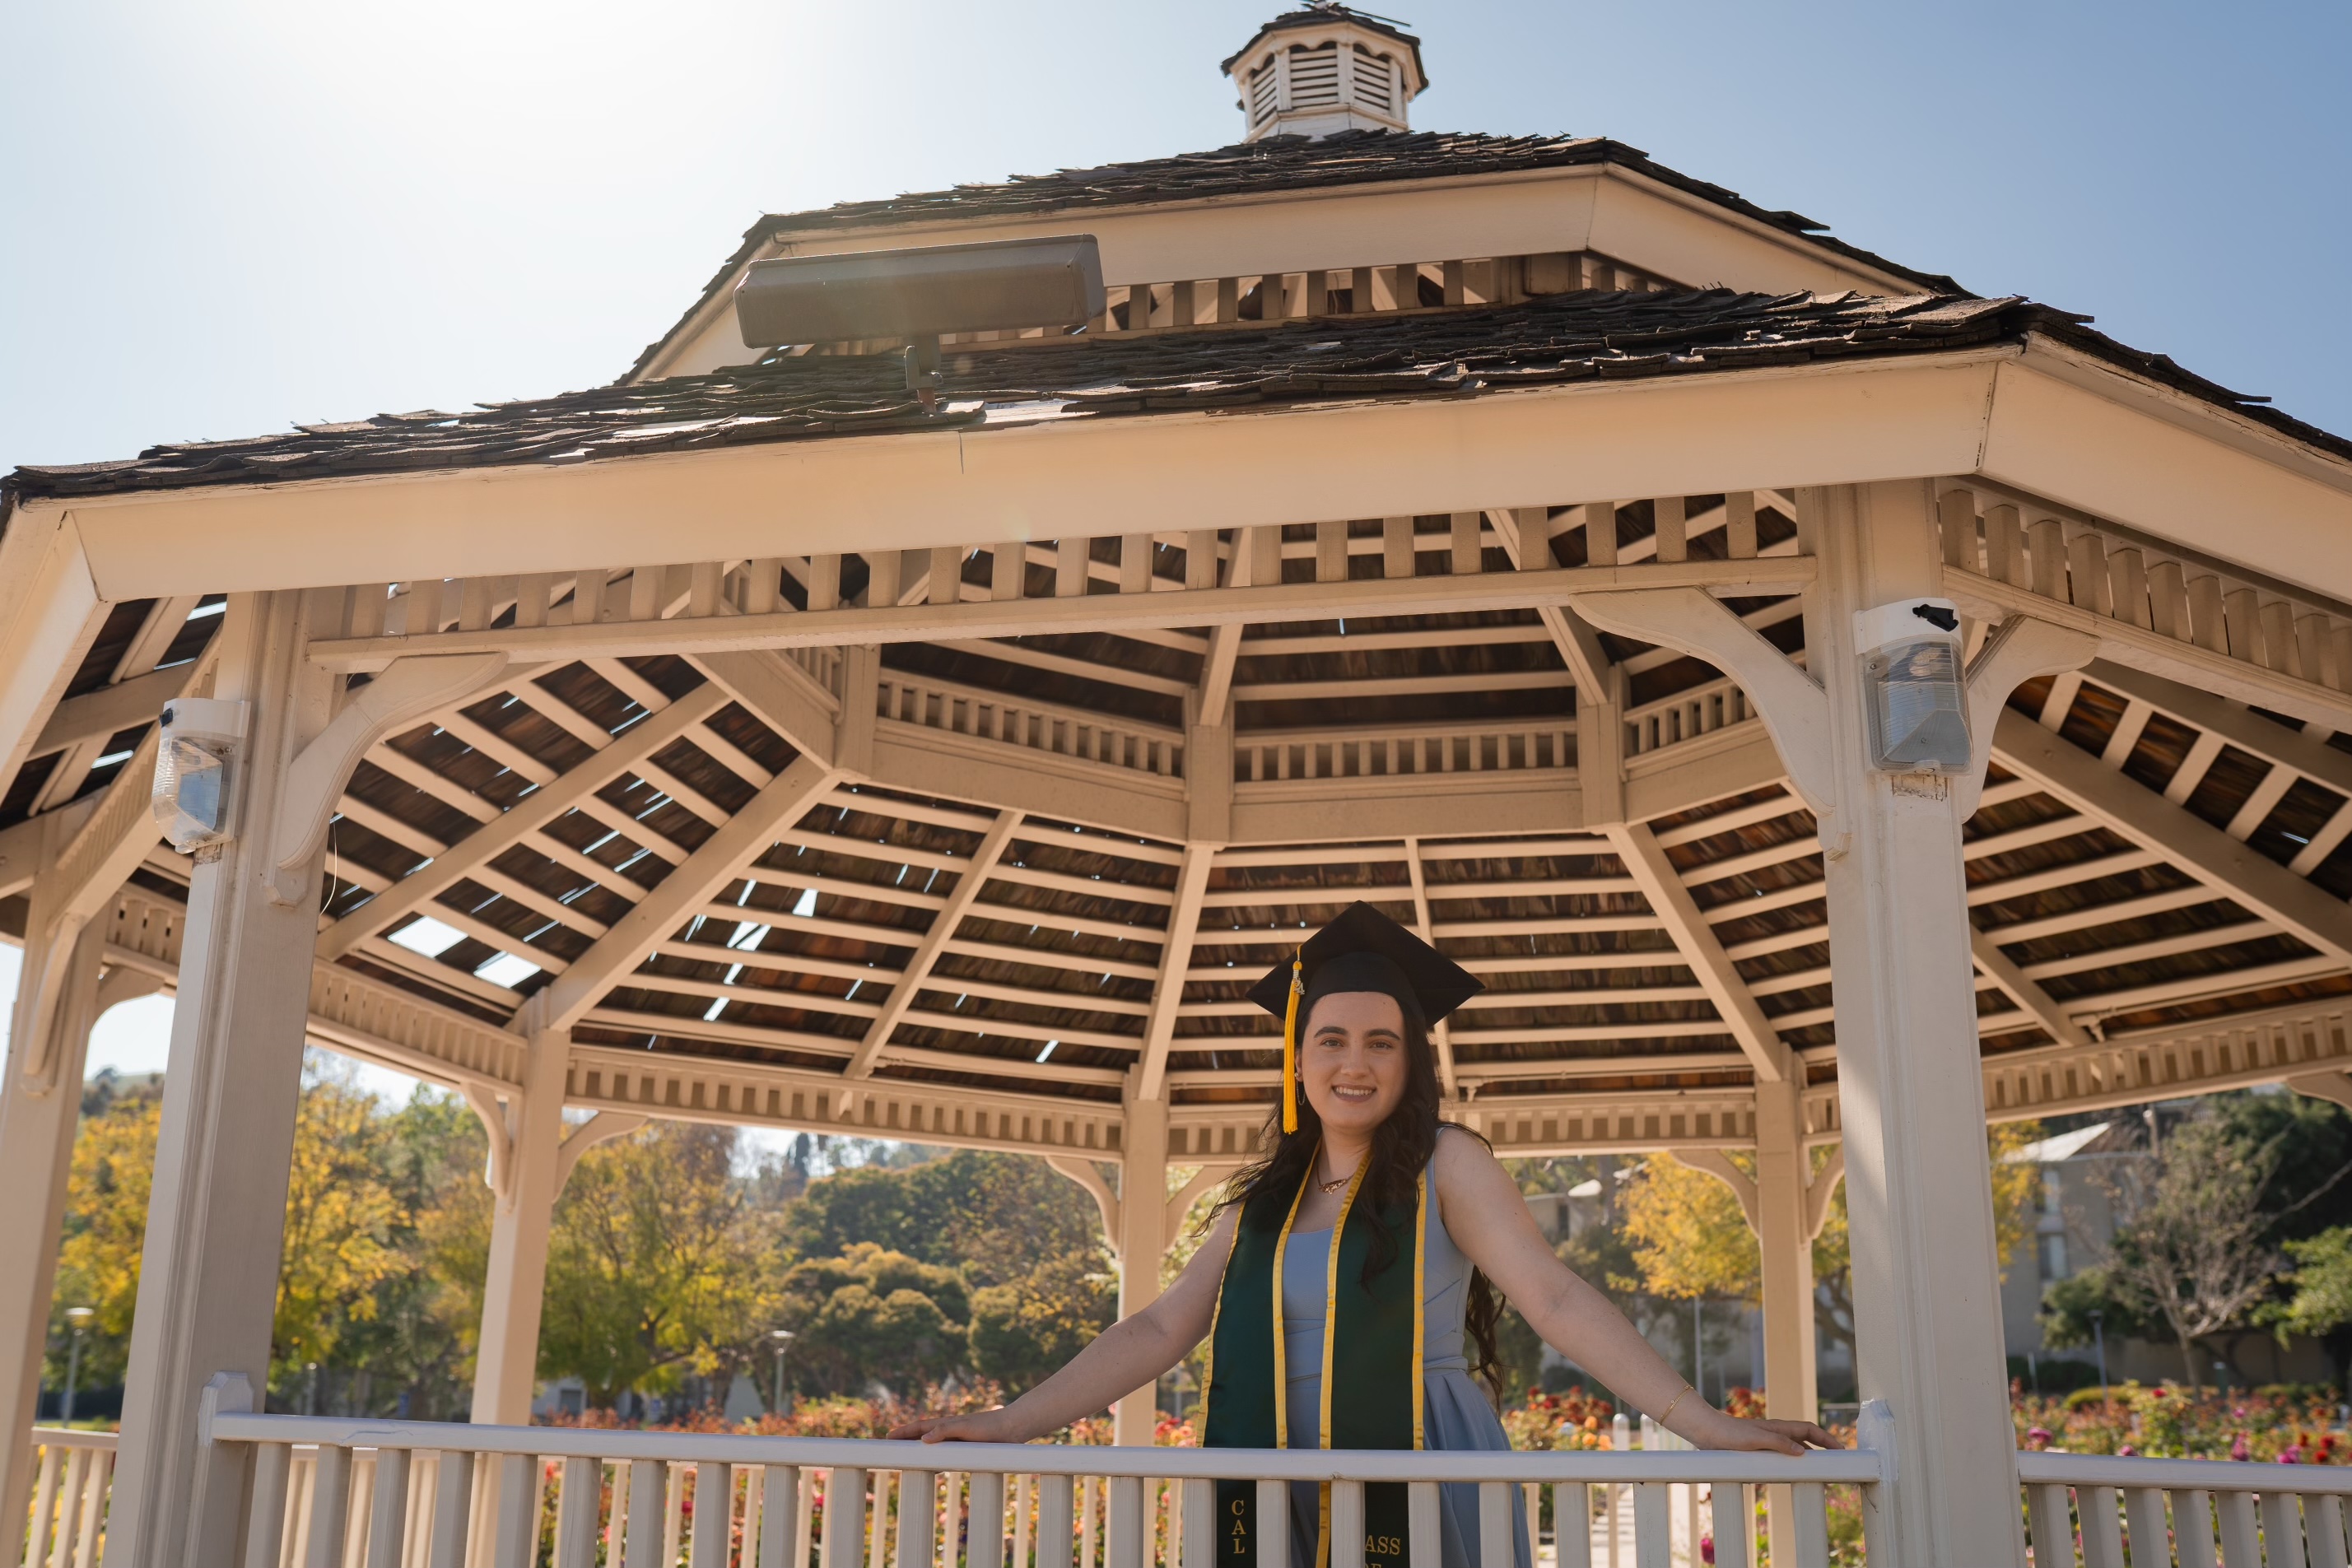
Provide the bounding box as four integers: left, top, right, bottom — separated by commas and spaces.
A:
1202, 1156, 1427, 1568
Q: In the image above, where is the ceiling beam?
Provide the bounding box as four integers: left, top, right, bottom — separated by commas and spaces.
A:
1968, 929, 2091, 1049
1992, 709, 2352, 967
1608, 821, 1793, 1082
529, 755, 840, 1035
1402, 835, 1462, 1100
1136, 844, 1216, 1101
318, 684, 734, 960
844, 810, 1020, 1079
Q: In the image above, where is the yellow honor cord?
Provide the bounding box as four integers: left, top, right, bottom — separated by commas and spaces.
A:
1281, 952, 1303, 1133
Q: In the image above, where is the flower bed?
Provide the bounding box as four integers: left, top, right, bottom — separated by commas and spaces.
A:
2012, 1381, 2350, 1463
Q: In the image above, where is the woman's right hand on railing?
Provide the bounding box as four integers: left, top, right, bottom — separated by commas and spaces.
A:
889, 1407, 1028, 1444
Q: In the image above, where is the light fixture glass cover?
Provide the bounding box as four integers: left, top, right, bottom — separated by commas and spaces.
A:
151, 697, 249, 853
1855, 598, 1971, 775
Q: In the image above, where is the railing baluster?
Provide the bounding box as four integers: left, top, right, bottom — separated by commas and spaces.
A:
1254, 1480, 1288, 1568
2215, 1489, 2261, 1567
304, 1445, 353, 1568
1786, 1482, 1829, 1568
237, 1442, 292, 1568
1630, 1483, 1669, 1568
1038, 1475, 1076, 1568
1709, 1484, 1749, 1568
1476, 1482, 1511, 1568
2258, 1490, 2306, 1568
2307, 1494, 2350, 1568
366, 1448, 411, 1568
555, 1457, 600, 1568
2079, 1485, 2125, 1568
1397, 1482, 1440, 1568
491, 1454, 537, 1568
897, 1472, 938, 1568
1013, 1476, 1034, 1568
1328, 1480, 1364, 1568
48, 1446, 86, 1568
758, 1466, 803, 1568
2123, 1487, 2170, 1568
822, 1468, 867, 1568
1107, 1477, 1146, 1568
2175, 1490, 2219, 1568
68, 1446, 109, 1568
424, 1451, 472, 1568
1181, 1479, 1214, 1568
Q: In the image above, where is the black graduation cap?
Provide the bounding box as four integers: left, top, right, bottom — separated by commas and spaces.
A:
1245, 902, 1482, 1131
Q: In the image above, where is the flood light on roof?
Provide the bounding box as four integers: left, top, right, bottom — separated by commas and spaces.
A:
734, 235, 1105, 411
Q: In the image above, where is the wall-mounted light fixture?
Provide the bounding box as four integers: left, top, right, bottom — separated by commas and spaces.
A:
151, 697, 249, 855
1855, 598, 1970, 775
734, 235, 1104, 411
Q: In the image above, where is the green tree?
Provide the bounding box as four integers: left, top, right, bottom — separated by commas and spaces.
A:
2264, 1226, 2352, 1391
536, 1122, 783, 1407
784, 1149, 1104, 1287
779, 1242, 973, 1398
969, 1250, 1117, 1393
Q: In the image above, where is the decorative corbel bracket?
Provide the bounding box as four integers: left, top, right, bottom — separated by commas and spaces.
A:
552, 1110, 650, 1195
461, 1084, 517, 1205
270, 653, 506, 904
1673, 1148, 1762, 1234
1957, 616, 2098, 818
1567, 589, 1837, 815
2287, 1071, 2352, 1115
1165, 1161, 1241, 1239
1046, 1154, 1122, 1261
1805, 1146, 1846, 1243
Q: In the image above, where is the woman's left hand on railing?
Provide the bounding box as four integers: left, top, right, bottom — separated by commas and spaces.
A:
1677, 1408, 1843, 1457
888, 1407, 1027, 1444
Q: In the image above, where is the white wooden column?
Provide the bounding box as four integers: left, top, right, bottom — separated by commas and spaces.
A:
1807, 481, 2024, 1566
469, 1027, 569, 1426
1751, 1081, 1818, 1424
1112, 1089, 1170, 1445
106, 590, 336, 1568
1751, 1079, 1819, 1564
0, 848, 106, 1520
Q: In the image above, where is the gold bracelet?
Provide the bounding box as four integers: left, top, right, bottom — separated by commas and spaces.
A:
1656, 1384, 1695, 1430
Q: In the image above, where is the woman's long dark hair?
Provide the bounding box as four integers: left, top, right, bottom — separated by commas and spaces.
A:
1214, 990, 1507, 1394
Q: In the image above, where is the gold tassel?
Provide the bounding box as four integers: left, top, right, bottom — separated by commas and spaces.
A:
1282, 952, 1303, 1133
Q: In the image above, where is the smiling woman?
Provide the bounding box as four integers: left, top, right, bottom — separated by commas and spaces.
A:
892, 901, 1837, 1568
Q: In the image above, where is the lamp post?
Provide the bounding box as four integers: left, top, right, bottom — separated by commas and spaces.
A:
2089, 1310, 2108, 1406
771, 1329, 794, 1418
60, 1307, 93, 1426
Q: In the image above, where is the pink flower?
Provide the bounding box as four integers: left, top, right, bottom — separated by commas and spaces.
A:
2230, 1433, 2251, 1463
2117, 1445, 2136, 1458
2280, 1445, 2303, 1465
2027, 1427, 2054, 1449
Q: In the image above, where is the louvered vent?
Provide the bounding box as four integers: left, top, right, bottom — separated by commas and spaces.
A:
1249, 61, 1279, 128
1225, 9, 1424, 142
1288, 44, 1341, 107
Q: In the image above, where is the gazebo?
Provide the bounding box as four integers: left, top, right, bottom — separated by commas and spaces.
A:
6, 7, 2352, 1564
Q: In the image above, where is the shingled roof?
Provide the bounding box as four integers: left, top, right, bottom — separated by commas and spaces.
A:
623, 128, 1969, 382
13, 289, 2340, 508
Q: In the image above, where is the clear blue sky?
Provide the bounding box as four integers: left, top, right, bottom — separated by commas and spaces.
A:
3, 0, 2348, 477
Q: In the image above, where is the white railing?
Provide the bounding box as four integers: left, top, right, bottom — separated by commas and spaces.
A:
190, 1408, 1888, 1568
18, 1426, 114, 1568
1622, 675, 1757, 761
1236, 719, 1574, 784
2019, 1450, 2352, 1568
876, 674, 1185, 780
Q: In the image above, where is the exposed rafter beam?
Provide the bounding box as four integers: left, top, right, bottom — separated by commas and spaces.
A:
1968, 929, 2091, 1049
1136, 844, 1216, 1101
319, 685, 734, 960
1993, 709, 2352, 968
529, 756, 840, 1035
1402, 836, 1462, 1099
1609, 821, 1793, 1082
844, 811, 1020, 1079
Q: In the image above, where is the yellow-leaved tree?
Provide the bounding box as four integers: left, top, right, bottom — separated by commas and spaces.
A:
272, 1066, 410, 1380
1621, 1124, 2042, 1356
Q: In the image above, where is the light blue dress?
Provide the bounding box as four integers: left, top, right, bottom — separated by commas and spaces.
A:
1278, 1138, 1534, 1568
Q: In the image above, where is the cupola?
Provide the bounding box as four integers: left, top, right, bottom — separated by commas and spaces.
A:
1222, 5, 1427, 142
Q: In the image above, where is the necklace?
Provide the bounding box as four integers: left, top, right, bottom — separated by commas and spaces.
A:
1318, 1173, 1348, 1193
